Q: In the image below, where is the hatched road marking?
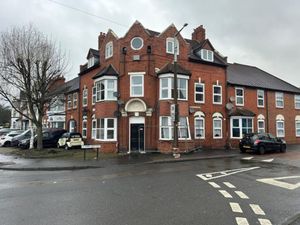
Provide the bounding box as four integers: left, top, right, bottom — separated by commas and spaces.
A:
208, 182, 220, 188
196, 167, 260, 181
224, 182, 236, 188
250, 204, 265, 215
258, 218, 273, 225
230, 202, 243, 213
257, 175, 300, 190
219, 190, 233, 198
236, 217, 250, 225
234, 191, 249, 199
242, 157, 254, 160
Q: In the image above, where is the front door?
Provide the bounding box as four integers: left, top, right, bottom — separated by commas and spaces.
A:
130, 123, 144, 152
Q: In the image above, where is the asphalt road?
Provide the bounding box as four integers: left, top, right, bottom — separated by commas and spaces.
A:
0, 152, 299, 225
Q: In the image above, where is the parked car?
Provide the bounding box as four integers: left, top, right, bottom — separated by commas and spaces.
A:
11, 129, 33, 147
57, 132, 84, 150
239, 133, 286, 154
19, 128, 67, 149
0, 128, 19, 136
0, 130, 23, 147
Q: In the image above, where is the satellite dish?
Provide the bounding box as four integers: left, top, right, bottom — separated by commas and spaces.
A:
226, 103, 234, 110
229, 96, 235, 102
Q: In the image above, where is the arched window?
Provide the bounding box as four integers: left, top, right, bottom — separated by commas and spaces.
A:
257, 114, 265, 133
276, 114, 285, 137
295, 115, 300, 137
212, 112, 223, 139
194, 111, 205, 139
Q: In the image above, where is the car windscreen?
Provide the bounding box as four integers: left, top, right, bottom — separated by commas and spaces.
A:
70, 134, 81, 138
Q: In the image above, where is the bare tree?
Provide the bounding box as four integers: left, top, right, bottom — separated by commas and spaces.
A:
0, 24, 68, 149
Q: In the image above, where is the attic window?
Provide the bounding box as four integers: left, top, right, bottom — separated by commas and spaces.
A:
131, 37, 143, 50
200, 49, 214, 62
105, 41, 113, 59
87, 57, 95, 68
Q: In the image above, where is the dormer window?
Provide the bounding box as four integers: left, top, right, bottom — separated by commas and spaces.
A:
200, 49, 214, 62
87, 57, 95, 68
105, 41, 113, 59
166, 37, 179, 55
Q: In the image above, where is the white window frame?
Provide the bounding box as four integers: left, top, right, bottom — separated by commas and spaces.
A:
195, 116, 205, 139
92, 86, 96, 105
82, 88, 88, 107
87, 57, 94, 68
213, 117, 222, 139
257, 89, 265, 108
159, 116, 173, 140
276, 120, 285, 137
82, 120, 87, 138
230, 117, 254, 139
131, 37, 144, 50
91, 119, 97, 139
159, 74, 189, 100
178, 117, 191, 140
296, 120, 300, 137
213, 85, 222, 104
200, 49, 214, 62
166, 37, 179, 55
235, 87, 244, 106
257, 119, 265, 133
275, 92, 284, 108
73, 93, 78, 109
295, 95, 300, 109
195, 83, 205, 103
94, 76, 117, 102
130, 74, 144, 97
105, 41, 113, 59
96, 118, 117, 141
67, 94, 72, 109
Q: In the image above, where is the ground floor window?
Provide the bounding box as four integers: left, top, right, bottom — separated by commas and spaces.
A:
178, 117, 190, 139
69, 120, 76, 132
257, 120, 265, 133
195, 117, 205, 139
159, 116, 190, 140
96, 118, 117, 141
296, 120, 300, 137
276, 120, 285, 137
91, 119, 97, 139
82, 120, 87, 138
230, 117, 253, 138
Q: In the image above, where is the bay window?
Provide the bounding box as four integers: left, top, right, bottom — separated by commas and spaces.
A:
96, 118, 117, 141
95, 78, 117, 101
159, 116, 190, 140
159, 75, 188, 100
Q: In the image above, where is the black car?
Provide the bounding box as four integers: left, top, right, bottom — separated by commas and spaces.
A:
239, 133, 286, 154
11, 129, 33, 147
19, 128, 67, 149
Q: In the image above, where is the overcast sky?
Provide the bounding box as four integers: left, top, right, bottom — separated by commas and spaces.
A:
0, 0, 299, 86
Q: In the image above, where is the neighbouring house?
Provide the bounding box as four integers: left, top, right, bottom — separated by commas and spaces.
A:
63, 21, 300, 153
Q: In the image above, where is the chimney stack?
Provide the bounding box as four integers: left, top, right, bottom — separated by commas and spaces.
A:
98, 32, 106, 50
192, 25, 206, 42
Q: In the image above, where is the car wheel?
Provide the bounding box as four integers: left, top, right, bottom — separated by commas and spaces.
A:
3, 141, 10, 147
280, 144, 287, 153
240, 147, 246, 153
258, 146, 265, 155
64, 144, 69, 150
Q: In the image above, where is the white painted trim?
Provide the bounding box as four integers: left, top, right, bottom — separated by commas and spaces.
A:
213, 84, 222, 105
128, 117, 145, 153
257, 89, 265, 108
194, 116, 205, 139
128, 71, 146, 76
213, 117, 223, 139
159, 73, 190, 79
275, 92, 284, 108
124, 98, 147, 112
130, 74, 144, 97
194, 82, 205, 103
235, 87, 244, 106
93, 75, 117, 83
105, 41, 113, 59
130, 37, 144, 50
230, 116, 254, 139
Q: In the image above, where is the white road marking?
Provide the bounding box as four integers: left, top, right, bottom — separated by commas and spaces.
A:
258, 218, 272, 225
208, 182, 220, 188
250, 204, 265, 215
242, 157, 254, 160
224, 182, 236, 188
236, 217, 249, 225
230, 202, 243, 213
257, 176, 300, 190
262, 158, 274, 162
235, 191, 249, 199
219, 190, 233, 198
196, 167, 260, 181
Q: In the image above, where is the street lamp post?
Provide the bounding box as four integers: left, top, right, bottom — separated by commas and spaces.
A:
173, 23, 188, 158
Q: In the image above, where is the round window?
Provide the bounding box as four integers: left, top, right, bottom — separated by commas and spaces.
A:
131, 37, 143, 50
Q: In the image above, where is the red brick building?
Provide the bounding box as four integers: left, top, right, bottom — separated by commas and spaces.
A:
65, 21, 300, 153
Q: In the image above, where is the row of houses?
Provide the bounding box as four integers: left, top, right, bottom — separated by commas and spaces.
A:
12, 21, 300, 153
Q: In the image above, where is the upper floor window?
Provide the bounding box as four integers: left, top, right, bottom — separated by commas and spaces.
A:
235, 87, 244, 106
73, 93, 78, 109
131, 37, 143, 50
295, 95, 300, 109
275, 92, 284, 108
67, 94, 72, 109
105, 41, 113, 59
257, 89, 264, 107
213, 85, 222, 104
195, 83, 205, 103
82, 88, 88, 107
95, 78, 117, 101
87, 57, 95, 68
130, 74, 144, 97
166, 37, 179, 55
160, 76, 188, 100
200, 49, 214, 62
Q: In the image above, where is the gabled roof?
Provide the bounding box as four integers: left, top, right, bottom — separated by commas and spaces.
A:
188, 39, 227, 67
145, 29, 160, 37
228, 107, 256, 117
156, 62, 191, 76
92, 64, 119, 79
227, 63, 300, 94
86, 48, 99, 59
64, 77, 80, 93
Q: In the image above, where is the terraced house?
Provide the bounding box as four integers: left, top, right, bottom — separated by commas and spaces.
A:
64, 21, 300, 153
